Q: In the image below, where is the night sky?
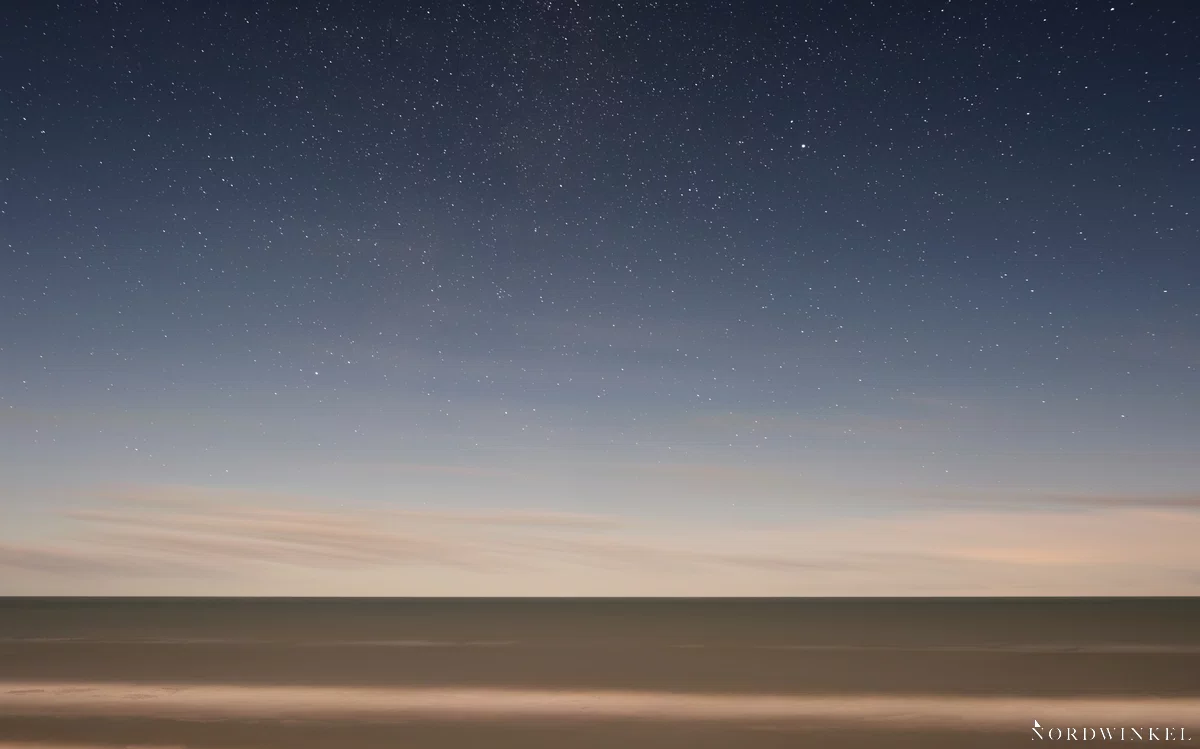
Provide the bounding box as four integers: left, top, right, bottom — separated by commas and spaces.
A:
1, 1, 1197, 595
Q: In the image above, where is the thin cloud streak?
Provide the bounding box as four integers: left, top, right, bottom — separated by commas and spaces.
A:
2, 484, 1200, 594
0, 541, 217, 578
921, 487, 1200, 511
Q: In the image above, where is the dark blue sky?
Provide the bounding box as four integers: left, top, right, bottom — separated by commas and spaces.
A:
1, 1, 1197, 594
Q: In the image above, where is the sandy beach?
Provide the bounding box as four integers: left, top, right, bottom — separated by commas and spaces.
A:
1, 598, 1197, 747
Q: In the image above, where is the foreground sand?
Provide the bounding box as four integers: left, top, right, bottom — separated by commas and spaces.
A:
2, 599, 1197, 747
0, 719, 1089, 749
2, 682, 1199, 726
2, 681, 1197, 747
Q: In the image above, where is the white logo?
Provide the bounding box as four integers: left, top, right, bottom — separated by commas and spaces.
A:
1033, 719, 1192, 741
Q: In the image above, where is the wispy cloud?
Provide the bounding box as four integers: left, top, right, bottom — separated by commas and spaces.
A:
920, 486, 1200, 511
684, 410, 940, 438
315, 462, 523, 479
0, 541, 216, 578
387, 508, 626, 529
2, 483, 1199, 594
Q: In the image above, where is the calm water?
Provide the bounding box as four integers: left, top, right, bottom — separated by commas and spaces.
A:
4, 597, 1200, 646
1, 598, 1198, 748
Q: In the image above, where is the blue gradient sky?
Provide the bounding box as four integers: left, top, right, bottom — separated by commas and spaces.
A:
1, 0, 1197, 594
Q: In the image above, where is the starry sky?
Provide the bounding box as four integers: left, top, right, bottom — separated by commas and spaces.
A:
1, 0, 1197, 595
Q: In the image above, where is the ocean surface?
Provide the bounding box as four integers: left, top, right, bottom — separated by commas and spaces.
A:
1, 598, 1198, 748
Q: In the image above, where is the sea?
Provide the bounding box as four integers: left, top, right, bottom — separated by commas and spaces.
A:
1, 598, 1197, 748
